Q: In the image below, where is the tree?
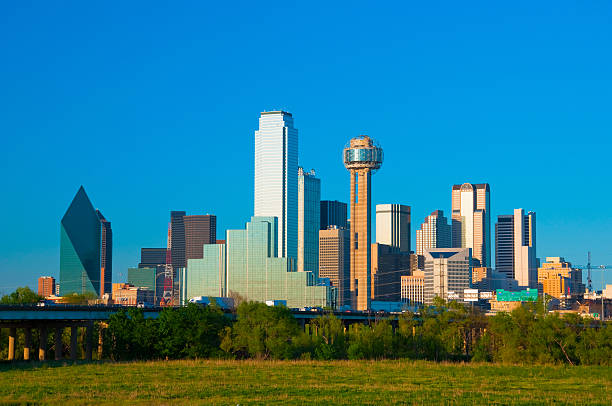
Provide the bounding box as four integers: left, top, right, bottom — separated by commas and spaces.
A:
0, 287, 43, 304
62, 292, 99, 304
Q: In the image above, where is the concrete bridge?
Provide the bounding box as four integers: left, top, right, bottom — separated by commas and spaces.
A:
0, 305, 401, 361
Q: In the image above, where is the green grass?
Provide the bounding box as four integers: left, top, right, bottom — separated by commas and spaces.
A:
0, 360, 610, 405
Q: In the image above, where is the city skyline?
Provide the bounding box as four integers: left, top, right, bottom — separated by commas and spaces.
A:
2, 2, 612, 293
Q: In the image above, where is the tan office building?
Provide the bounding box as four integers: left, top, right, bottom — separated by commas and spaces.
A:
319, 227, 350, 307
451, 183, 490, 268
401, 270, 425, 305
538, 257, 584, 299
416, 210, 451, 256
343, 135, 383, 310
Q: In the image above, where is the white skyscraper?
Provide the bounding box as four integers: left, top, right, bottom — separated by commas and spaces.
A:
298, 167, 321, 276
254, 111, 298, 260
416, 210, 451, 256
451, 183, 491, 267
375, 204, 411, 252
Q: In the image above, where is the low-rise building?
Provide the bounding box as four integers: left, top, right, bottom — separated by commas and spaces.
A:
401, 270, 424, 306
38, 276, 56, 298
112, 283, 154, 306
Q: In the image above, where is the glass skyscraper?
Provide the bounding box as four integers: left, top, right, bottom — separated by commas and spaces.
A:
320, 200, 348, 230
60, 186, 112, 297
297, 167, 320, 276
254, 111, 298, 260
187, 244, 226, 298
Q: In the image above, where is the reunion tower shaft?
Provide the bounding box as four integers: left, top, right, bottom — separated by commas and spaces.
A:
343, 136, 383, 310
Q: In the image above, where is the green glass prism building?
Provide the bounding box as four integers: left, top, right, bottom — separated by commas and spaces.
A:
60, 186, 112, 297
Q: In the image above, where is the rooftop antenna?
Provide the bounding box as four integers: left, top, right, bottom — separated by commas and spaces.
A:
587, 252, 593, 292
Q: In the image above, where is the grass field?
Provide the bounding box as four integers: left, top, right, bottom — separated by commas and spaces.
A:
0, 360, 610, 405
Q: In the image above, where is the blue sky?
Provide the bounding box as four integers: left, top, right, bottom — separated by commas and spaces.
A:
1, 1, 611, 293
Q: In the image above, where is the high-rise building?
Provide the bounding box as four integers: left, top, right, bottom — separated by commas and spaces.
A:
254, 111, 298, 260
185, 215, 216, 260
343, 135, 384, 310
138, 248, 167, 268
401, 271, 425, 305
298, 167, 321, 276
538, 257, 585, 299
97, 210, 112, 297
319, 227, 350, 307
495, 209, 537, 288
371, 243, 411, 301
451, 183, 490, 267
423, 248, 471, 304
170, 211, 186, 269
376, 204, 411, 253
38, 276, 55, 297
221, 217, 331, 308
60, 186, 112, 297
320, 200, 348, 230
416, 210, 451, 256
186, 244, 226, 299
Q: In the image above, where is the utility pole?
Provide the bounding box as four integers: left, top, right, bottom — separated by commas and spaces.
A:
587, 252, 593, 293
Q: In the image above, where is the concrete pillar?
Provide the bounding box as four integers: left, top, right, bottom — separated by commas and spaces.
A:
70, 326, 78, 360
98, 325, 104, 360
55, 327, 63, 360
24, 328, 32, 361
8, 327, 16, 361
85, 323, 93, 361
39, 326, 48, 361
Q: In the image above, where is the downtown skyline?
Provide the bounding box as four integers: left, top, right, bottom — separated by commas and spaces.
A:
1, 2, 612, 293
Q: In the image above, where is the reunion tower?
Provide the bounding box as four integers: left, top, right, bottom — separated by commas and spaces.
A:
343, 135, 383, 310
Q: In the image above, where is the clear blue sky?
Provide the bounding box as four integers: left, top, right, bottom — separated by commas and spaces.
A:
1, 1, 611, 294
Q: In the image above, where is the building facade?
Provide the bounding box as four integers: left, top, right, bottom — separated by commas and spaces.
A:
495, 209, 537, 288
38, 276, 55, 297
139, 248, 167, 268
538, 257, 585, 299
371, 243, 411, 301
220, 217, 331, 308
451, 183, 490, 267
343, 135, 384, 310
186, 244, 226, 299
60, 186, 112, 297
128, 267, 165, 305
416, 210, 451, 256
298, 167, 321, 276
254, 111, 298, 260
184, 215, 217, 261
376, 204, 411, 253
401, 270, 425, 305
112, 283, 154, 306
320, 200, 348, 230
319, 227, 350, 307
423, 248, 472, 304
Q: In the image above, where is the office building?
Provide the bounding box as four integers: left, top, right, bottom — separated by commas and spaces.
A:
128, 267, 165, 304
495, 209, 537, 288
169, 211, 186, 269
184, 214, 217, 260
423, 248, 472, 304
217, 217, 332, 308
319, 227, 350, 307
97, 210, 112, 297
538, 257, 585, 299
343, 135, 384, 310
371, 243, 411, 301
451, 183, 490, 267
112, 283, 154, 306
298, 167, 321, 275
401, 270, 425, 305
38, 276, 55, 297
416, 210, 451, 256
320, 200, 348, 230
186, 244, 226, 299
254, 111, 298, 260
376, 204, 410, 253
60, 186, 112, 297
138, 248, 167, 268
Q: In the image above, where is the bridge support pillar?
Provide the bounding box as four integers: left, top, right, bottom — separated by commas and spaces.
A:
8, 327, 16, 361
24, 327, 32, 360
70, 326, 78, 361
39, 326, 48, 361
55, 327, 63, 360
85, 322, 93, 361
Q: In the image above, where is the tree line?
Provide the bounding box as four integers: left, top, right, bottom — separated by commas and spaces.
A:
1, 287, 610, 365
